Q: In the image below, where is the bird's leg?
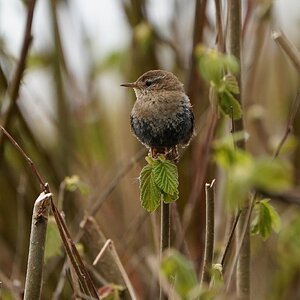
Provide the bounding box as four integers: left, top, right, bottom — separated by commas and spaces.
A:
150, 147, 166, 159
166, 146, 179, 163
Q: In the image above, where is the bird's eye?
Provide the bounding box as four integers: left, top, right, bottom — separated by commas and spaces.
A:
145, 80, 152, 87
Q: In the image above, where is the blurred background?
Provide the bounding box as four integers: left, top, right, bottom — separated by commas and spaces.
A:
1, 0, 300, 299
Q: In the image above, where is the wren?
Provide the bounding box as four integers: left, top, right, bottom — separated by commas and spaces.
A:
121, 70, 194, 161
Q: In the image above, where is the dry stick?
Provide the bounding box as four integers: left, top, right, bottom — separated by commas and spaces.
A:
93, 240, 137, 300
272, 30, 300, 73
0, 0, 36, 153
0, 126, 99, 299
24, 192, 51, 300
51, 201, 99, 299
214, 0, 225, 52
201, 179, 216, 284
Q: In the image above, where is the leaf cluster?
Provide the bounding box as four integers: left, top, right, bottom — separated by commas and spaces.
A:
160, 250, 223, 300
195, 46, 242, 119
214, 139, 292, 210
139, 155, 179, 212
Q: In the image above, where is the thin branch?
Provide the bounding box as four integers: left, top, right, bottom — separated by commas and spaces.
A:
201, 179, 216, 284
0, 125, 45, 188
0, 0, 37, 152
160, 201, 170, 300
214, 0, 225, 52
272, 30, 300, 74
273, 91, 300, 159
88, 148, 146, 217
93, 240, 137, 300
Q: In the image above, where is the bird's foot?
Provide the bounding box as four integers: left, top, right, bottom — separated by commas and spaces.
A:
149, 146, 179, 163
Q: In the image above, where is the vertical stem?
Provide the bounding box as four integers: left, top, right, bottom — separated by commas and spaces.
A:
201, 180, 215, 284
160, 201, 170, 300
228, 0, 249, 298
24, 192, 51, 300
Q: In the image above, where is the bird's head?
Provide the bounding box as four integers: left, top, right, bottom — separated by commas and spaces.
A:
121, 70, 184, 99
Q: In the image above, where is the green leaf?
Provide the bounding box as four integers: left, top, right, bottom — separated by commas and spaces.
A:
214, 142, 252, 169
161, 249, 198, 299
223, 55, 240, 74
220, 74, 240, 94
139, 164, 161, 212
218, 90, 243, 120
152, 157, 178, 196
162, 190, 179, 203
64, 175, 89, 195
45, 217, 62, 261
251, 159, 291, 193
251, 199, 281, 240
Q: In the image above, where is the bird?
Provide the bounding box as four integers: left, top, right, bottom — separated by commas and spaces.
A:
121, 70, 194, 161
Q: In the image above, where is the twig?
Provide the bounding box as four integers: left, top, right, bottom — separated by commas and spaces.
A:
273, 91, 300, 159
201, 179, 216, 284
24, 192, 51, 300
81, 217, 132, 300
93, 239, 112, 265
272, 30, 300, 74
0, 126, 99, 299
0, 125, 45, 189
50, 200, 99, 299
214, 0, 225, 52
88, 148, 146, 217
0, 0, 36, 153
160, 201, 170, 300
93, 240, 137, 300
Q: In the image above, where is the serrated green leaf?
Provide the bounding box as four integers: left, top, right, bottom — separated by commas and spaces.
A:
251, 199, 281, 240
221, 74, 240, 94
45, 217, 62, 261
161, 249, 198, 300
152, 159, 178, 196
139, 164, 161, 212
251, 159, 291, 192
162, 190, 179, 203
218, 91, 243, 120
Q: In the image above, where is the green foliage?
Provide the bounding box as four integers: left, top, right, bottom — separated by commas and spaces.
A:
160, 249, 198, 300
45, 217, 62, 261
139, 155, 179, 212
214, 139, 291, 209
251, 199, 281, 240
195, 45, 242, 120
140, 164, 162, 212
64, 175, 89, 195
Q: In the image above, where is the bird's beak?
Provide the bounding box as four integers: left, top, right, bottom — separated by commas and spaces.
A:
120, 82, 138, 88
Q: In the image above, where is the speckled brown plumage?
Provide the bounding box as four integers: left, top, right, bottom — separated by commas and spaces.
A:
121, 70, 194, 160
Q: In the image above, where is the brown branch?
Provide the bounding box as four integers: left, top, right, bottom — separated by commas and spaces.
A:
0, 0, 37, 153
273, 91, 300, 159
0, 125, 45, 189
272, 30, 300, 74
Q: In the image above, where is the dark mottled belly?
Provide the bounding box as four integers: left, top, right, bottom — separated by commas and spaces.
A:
130, 108, 194, 148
